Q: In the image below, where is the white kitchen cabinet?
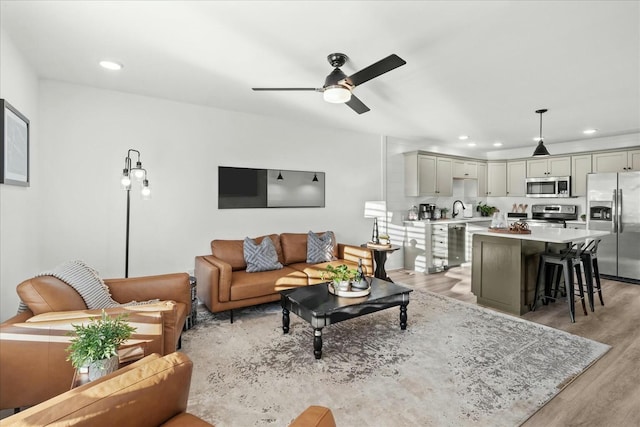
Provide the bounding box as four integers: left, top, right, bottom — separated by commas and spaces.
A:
404, 152, 452, 196
592, 150, 640, 173
404, 152, 436, 196
628, 149, 640, 171
526, 156, 571, 177
435, 157, 453, 196
507, 161, 526, 196
571, 154, 592, 196
487, 162, 506, 197
452, 160, 478, 179
477, 162, 487, 197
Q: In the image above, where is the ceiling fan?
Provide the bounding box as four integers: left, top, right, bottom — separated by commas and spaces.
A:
252, 53, 406, 114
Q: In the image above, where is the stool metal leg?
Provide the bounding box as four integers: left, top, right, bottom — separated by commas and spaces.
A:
581, 253, 595, 312
562, 262, 576, 323
531, 256, 545, 311
592, 257, 604, 306
573, 260, 587, 316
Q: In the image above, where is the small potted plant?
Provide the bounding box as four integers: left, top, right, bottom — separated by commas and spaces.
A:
476, 202, 498, 217
66, 310, 136, 381
440, 208, 449, 219
322, 264, 357, 292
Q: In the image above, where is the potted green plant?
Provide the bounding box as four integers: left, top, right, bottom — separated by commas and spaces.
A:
440, 208, 449, 219
476, 202, 498, 217
322, 264, 357, 292
66, 310, 136, 381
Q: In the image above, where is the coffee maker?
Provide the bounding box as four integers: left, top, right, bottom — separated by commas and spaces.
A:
419, 203, 437, 220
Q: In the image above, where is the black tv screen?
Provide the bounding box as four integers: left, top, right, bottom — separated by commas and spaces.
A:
219, 167, 259, 196
218, 167, 268, 208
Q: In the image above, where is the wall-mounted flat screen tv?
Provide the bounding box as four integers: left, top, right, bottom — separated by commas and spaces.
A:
218, 166, 324, 209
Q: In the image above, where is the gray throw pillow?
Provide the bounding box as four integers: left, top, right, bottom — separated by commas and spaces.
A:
244, 236, 284, 273
306, 231, 336, 264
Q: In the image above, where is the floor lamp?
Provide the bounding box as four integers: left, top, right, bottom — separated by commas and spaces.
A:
120, 149, 151, 278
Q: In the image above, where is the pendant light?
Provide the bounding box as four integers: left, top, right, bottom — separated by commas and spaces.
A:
532, 108, 550, 157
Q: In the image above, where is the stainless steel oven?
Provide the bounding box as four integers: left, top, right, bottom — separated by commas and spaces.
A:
521, 204, 578, 229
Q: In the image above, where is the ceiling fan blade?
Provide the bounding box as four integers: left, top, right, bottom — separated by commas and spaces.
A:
347, 54, 406, 87
252, 88, 320, 91
345, 94, 370, 114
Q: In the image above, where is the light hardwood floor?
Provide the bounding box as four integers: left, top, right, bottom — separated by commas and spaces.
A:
388, 267, 640, 427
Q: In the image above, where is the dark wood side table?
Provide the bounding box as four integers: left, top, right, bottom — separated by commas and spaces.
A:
361, 244, 400, 282
186, 275, 198, 330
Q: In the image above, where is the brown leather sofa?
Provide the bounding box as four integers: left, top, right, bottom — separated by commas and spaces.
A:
0, 352, 336, 427
195, 232, 373, 319
0, 273, 191, 411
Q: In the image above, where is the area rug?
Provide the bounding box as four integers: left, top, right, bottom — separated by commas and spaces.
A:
181, 286, 609, 426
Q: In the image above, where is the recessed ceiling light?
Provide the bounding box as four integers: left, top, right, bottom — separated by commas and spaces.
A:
458, 135, 469, 140
467, 142, 476, 147
583, 128, 598, 135
493, 142, 503, 147
99, 60, 123, 71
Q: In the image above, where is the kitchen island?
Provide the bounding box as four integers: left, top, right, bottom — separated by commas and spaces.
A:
470, 228, 609, 316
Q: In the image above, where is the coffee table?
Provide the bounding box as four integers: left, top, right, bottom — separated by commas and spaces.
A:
280, 277, 413, 359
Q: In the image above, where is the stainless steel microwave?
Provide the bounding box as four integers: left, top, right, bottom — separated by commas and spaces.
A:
525, 176, 571, 198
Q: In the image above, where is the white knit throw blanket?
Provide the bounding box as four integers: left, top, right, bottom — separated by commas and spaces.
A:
18, 260, 156, 313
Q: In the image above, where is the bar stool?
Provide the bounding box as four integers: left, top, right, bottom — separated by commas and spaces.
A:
531, 243, 588, 323
567, 239, 604, 312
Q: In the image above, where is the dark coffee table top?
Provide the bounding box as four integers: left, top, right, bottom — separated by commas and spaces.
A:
280, 277, 412, 328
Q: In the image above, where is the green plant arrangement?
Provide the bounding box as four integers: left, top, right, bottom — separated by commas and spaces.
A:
440, 207, 449, 219
321, 264, 357, 285
476, 202, 498, 217
66, 309, 136, 371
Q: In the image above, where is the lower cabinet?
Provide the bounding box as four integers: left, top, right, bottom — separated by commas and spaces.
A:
403, 222, 467, 273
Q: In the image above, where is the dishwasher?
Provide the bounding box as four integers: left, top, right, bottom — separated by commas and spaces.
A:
447, 224, 466, 267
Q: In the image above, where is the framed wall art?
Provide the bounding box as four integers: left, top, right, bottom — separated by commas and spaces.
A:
1, 99, 30, 186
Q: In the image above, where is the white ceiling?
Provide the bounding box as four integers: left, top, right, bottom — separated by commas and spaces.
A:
2, 1, 639, 156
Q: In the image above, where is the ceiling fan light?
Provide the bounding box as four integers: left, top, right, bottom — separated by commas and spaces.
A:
323, 85, 351, 103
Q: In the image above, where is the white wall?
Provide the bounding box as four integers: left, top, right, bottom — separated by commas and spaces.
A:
0, 80, 383, 321
0, 30, 40, 322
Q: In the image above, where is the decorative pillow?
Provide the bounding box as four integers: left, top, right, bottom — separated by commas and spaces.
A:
307, 231, 337, 264
243, 236, 284, 273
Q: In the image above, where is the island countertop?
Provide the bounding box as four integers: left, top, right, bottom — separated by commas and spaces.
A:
470, 227, 609, 244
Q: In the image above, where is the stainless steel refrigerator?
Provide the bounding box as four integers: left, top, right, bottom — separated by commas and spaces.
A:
587, 171, 640, 282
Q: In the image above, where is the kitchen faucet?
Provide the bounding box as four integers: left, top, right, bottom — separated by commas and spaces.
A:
452, 200, 466, 218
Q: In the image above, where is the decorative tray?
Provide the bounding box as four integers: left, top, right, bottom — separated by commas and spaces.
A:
488, 227, 532, 234
366, 242, 392, 249
328, 284, 371, 298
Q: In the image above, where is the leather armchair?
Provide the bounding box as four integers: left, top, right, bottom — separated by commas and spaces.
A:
0, 272, 191, 411
1, 352, 336, 427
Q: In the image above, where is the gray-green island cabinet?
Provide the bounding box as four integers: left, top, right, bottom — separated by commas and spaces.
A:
470, 228, 610, 316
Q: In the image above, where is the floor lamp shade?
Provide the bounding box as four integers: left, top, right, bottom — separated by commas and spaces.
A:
364, 201, 387, 244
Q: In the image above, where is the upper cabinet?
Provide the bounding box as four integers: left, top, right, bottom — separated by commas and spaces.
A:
571, 154, 592, 196
526, 156, 571, 177
507, 161, 526, 196
592, 149, 640, 173
404, 152, 452, 197
452, 160, 478, 179
487, 162, 507, 197
435, 157, 453, 196
477, 162, 487, 197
